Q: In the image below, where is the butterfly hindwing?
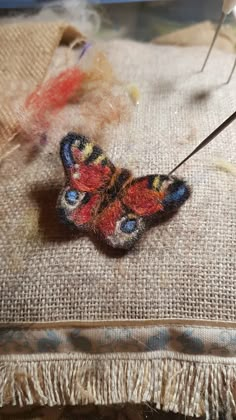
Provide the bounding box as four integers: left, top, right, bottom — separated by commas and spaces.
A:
96, 175, 190, 249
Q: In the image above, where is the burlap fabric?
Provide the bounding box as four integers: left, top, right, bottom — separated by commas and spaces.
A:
152, 21, 236, 52
1, 28, 236, 418
0, 22, 84, 146
1, 39, 235, 323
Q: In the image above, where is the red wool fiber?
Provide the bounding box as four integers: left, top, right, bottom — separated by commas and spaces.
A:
25, 67, 85, 124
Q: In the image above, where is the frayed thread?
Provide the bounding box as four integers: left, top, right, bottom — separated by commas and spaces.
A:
0, 355, 235, 419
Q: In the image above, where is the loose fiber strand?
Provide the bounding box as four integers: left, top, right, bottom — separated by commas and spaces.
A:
0, 358, 235, 419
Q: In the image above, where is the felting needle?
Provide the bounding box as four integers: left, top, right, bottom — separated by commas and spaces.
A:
168, 111, 236, 175
201, 0, 236, 72
226, 56, 236, 83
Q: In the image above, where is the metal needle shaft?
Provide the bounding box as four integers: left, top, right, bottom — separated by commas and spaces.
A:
168, 111, 236, 176
226, 57, 236, 83
201, 12, 226, 72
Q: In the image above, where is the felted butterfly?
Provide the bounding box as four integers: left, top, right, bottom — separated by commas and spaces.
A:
57, 132, 190, 249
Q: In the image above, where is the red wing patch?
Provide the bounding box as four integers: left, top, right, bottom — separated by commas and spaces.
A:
122, 179, 164, 216
96, 200, 123, 236
69, 163, 112, 192
71, 194, 101, 226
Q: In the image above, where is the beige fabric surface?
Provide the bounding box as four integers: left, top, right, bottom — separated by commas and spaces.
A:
0, 40, 236, 323
152, 21, 236, 52
0, 22, 84, 146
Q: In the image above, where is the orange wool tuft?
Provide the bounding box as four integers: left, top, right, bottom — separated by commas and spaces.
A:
16, 47, 131, 153
80, 51, 116, 92
17, 67, 85, 145
25, 67, 85, 119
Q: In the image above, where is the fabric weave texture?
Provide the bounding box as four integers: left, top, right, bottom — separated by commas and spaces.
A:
0, 39, 236, 323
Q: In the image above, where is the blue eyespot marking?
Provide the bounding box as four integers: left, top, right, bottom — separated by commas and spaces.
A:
120, 219, 137, 234
163, 185, 188, 205
60, 139, 75, 168
65, 190, 79, 205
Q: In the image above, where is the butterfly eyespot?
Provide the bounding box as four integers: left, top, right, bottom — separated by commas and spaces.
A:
65, 190, 79, 205
120, 218, 138, 234
106, 215, 145, 249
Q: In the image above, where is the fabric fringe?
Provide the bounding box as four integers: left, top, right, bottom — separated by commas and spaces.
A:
0, 353, 236, 419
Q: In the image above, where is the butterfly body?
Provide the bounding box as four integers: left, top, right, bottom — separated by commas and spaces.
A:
58, 133, 191, 249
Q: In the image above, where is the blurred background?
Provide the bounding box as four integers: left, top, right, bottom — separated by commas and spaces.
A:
1, 0, 236, 41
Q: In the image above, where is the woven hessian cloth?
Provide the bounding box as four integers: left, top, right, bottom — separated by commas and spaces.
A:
0, 39, 236, 323
0, 21, 83, 146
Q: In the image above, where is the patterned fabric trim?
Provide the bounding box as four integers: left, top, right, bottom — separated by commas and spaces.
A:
1, 323, 236, 357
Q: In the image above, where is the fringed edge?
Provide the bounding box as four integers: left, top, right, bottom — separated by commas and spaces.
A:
0, 352, 236, 419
